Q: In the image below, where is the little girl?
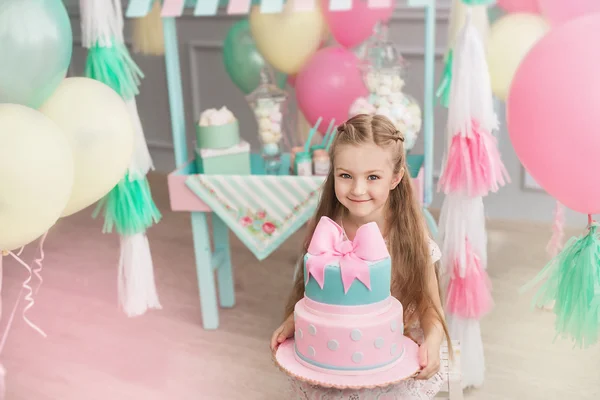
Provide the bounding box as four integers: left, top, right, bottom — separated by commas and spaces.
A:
271, 114, 451, 396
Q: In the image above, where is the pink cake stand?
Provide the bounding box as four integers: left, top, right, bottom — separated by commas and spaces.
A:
273, 337, 421, 390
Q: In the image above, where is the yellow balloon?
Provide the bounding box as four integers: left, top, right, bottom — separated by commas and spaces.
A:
249, 1, 324, 75
39, 77, 134, 217
487, 13, 550, 101
0, 104, 74, 251
447, 0, 490, 51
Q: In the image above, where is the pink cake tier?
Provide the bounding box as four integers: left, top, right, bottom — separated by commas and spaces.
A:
293, 296, 405, 375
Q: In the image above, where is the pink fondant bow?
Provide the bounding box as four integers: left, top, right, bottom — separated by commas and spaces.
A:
305, 217, 390, 293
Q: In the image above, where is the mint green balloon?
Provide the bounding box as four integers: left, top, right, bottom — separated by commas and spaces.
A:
0, 0, 73, 109
223, 19, 287, 95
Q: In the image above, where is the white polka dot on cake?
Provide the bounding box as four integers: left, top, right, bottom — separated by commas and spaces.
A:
307, 346, 316, 357
374, 337, 385, 349
351, 352, 363, 364
308, 324, 317, 336
390, 343, 398, 356
390, 320, 398, 332
350, 329, 362, 341
327, 340, 339, 351
296, 328, 303, 340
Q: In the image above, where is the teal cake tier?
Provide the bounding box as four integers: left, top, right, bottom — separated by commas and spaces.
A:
303, 254, 391, 306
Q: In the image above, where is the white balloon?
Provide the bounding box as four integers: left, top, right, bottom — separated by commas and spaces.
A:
39, 77, 134, 217
0, 104, 74, 251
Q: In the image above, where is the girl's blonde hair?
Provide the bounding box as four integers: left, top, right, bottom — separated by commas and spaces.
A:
285, 114, 450, 347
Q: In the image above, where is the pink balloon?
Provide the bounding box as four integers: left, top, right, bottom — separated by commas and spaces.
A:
539, 0, 600, 26
497, 0, 540, 13
321, 0, 394, 49
507, 14, 600, 214
295, 47, 368, 131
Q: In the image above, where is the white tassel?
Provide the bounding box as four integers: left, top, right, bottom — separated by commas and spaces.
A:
446, 314, 485, 389
438, 194, 487, 276
118, 234, 162, 317
447, 0, 490, 52
79, 0, 122, 48
446, 9, 498, 145
125, 98, 154, 180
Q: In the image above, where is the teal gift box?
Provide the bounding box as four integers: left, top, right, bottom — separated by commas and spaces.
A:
195, 140, 251, 175
195, 120, 240, 149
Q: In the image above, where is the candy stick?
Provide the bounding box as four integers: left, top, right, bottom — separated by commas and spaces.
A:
304, 117, 322, 153
320, 118, 336, 147
325, 124, 337, 152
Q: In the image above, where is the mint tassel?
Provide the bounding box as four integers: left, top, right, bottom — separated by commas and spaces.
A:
436, 49, 453, 108
85, 41, 144, 100
521, 224, 600, 349
93, 173, 162, 236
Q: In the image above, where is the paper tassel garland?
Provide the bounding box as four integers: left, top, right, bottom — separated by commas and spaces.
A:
81, 0, 162, 317
522, 222, 600, 349
437, 9, 506, 389
438, 10, 509, 198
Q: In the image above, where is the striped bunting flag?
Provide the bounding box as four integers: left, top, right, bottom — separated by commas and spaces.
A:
186, 174, 325, 261
161, 0, 186, 16
126, 0, 395, 18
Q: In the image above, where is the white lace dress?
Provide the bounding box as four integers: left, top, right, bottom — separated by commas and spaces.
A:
288, 239, 444, 400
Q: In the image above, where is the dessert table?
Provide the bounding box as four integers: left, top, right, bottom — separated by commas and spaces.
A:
127, 0, 439, 330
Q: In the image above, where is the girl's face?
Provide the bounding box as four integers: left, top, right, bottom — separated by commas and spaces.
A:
333, 142, 403, 223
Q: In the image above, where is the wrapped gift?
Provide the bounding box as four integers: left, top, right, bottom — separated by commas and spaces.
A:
196, 106, 240, 149
195, 141, 251, 175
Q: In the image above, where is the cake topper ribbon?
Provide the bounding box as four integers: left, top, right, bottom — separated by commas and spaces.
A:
305, 217, 389, 293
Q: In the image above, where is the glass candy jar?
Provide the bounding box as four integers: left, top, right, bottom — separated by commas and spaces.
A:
357, 23, 422, 152
246, 68, 288, 174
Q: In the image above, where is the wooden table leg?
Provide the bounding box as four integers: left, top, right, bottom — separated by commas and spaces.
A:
191, 212, 219, 329
212, 214, 235, 308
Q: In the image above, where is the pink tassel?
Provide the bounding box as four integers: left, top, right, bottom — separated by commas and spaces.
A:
438, 119, 510, 197
546, 201, 565, 258
446, 239, 493, 319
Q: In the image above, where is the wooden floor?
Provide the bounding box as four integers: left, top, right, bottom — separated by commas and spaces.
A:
1, 174, 599, 399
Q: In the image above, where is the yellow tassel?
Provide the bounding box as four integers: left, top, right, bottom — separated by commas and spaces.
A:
132, 1, 164, 56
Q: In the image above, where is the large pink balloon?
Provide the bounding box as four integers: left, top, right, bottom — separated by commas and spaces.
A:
539, 0, 600, 26
497, 0, 539, 13
507, 14, 600, 214
295, 47, 368, 131
321, 0, 394, 49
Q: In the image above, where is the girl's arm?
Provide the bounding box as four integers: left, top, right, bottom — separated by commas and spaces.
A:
420, 260, 446, 345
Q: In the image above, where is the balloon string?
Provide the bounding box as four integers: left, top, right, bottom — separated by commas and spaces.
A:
0, 236, 49, 351
32, 231, 47, 296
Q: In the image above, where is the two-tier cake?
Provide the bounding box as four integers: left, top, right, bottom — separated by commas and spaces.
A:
274, 216, 420, 388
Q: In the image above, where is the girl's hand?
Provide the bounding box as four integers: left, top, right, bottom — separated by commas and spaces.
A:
270, 314, 295, 352
416, 338, 441, 380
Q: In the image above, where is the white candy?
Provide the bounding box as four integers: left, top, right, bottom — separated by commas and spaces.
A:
388, 92, 403, 104
255, 107, 270, 118
375, 106, 392, 121
366, 73, 380, 92
270, 110, 283, 122
391, 75, 404, 91
260, 131, 278, 144
271, 122, 282, 134
378, 98, 391, 110
380, 75, 392, 87
377, 85, 392, 96
258, 117, 271, 131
